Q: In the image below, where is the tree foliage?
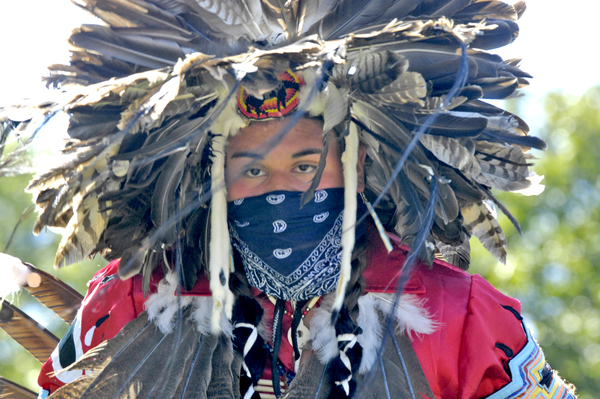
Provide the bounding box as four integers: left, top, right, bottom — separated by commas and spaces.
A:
471, 87, 600, 398
1, 87, 600, 396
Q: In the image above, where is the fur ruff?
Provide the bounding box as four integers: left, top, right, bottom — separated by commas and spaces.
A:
310, 292, 437, 373
144, 272, 232, 336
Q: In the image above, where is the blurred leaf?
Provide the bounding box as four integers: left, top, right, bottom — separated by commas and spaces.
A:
472, 87, 600, 397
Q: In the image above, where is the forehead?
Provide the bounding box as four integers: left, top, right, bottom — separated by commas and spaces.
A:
227, 118, 325, 153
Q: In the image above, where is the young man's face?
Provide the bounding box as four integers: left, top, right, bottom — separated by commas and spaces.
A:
225, 118, 358, 201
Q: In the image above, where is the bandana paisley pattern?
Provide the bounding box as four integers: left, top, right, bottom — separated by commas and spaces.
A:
228, 188, 364, 301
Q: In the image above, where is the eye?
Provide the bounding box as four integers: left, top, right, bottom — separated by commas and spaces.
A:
245, 168, 266, 177
293, 164, 317, 173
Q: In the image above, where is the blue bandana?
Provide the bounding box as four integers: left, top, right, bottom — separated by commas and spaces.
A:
228, 188, 366, 300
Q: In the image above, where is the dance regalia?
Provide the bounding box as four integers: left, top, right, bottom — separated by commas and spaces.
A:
37, 224, 575, 398
0, 0, 577, 398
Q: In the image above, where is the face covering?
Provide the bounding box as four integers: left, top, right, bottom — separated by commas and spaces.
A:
228, 188, 366, 301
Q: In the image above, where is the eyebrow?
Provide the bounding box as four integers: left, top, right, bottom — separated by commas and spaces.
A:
230, 148, 322, 159
230, 151, 264, 159
292, 148, 322, 158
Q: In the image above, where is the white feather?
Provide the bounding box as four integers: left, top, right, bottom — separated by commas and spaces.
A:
370, 293, 437, 337
0, 253, 31, 300
355, 294, 383, 373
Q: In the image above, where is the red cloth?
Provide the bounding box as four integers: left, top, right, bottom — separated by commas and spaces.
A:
38, 262, 149, 392
39, 233, 527, 399
364, 226, 527, 398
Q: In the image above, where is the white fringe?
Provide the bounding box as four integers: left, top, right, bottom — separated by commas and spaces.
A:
310, 292, 437, 373
0, 253, 31, 301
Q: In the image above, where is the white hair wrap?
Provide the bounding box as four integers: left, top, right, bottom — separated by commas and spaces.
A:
333, 122, 359, 313
209, 133, 234, 332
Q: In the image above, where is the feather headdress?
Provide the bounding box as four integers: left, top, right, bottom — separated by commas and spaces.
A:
1, 0, 541, 330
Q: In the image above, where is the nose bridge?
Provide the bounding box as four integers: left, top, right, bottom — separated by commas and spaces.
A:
268, 169, 303, 192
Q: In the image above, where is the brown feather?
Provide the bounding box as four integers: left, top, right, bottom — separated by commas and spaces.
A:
0, 376, 38, 399
0, 300, 59, 363
21, 264, 83, 324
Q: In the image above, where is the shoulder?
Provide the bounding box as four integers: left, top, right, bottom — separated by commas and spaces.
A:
364, 232, 576, 398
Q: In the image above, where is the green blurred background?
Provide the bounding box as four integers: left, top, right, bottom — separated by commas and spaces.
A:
2, 87, 600, 397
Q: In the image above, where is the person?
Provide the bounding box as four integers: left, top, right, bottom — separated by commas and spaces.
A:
0, 1, 577, 398
35, 93, 576, 398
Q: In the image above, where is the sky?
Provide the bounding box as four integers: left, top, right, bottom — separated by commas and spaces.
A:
1, 0, 599, 106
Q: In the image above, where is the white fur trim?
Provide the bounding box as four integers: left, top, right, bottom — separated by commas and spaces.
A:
190, 296, 233, 337
0, 253, 31, 300
144, 272, 193, 334
309, 294, 339, 364
310, 292, 437, 373
144, 273, 232, 336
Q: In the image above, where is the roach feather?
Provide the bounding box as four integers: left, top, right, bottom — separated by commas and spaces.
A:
20, 265, 83, 324
307, 0, 397, 39
0, 300, 59, 363
0, 376, 38, 399
390, 110, 487, 138
70, 25, 184, 69
151, 151, 191, 245
453, 1, 519, 21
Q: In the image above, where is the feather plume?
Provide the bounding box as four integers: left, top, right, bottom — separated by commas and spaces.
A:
150, 151, 191, 245
0, 377, 37, 399
462, 201, 506, 263
365, 72, 427, 107
54, 193, 108, 268
0, 300, 59, 363
453, 0, 519, 21
16, 263, 83, 324
307, 0, 398, 39
419, 134, 481, 179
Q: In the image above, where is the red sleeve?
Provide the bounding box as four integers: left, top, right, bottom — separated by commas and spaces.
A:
408, 264, 527, 399
38, 259, 148, 393
457, 274, 527, 398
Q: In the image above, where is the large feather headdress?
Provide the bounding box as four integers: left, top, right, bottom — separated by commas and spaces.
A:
1, 0, 543, 328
